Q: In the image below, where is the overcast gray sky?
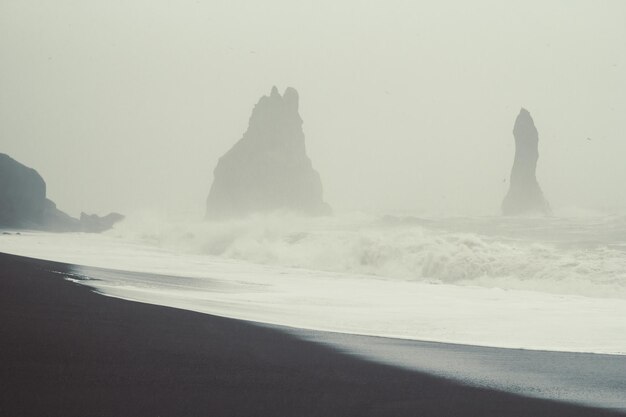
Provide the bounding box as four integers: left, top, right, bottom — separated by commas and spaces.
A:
1, 0, 625, 217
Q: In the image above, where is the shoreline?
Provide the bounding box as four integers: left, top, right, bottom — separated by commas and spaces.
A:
3, 229, 626, 356
1, 251, 624, 416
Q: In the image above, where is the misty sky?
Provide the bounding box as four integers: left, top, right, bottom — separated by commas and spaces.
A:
1, 0, 625, 217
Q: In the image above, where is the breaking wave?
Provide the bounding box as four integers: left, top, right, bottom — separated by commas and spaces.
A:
110, 210, 626, 299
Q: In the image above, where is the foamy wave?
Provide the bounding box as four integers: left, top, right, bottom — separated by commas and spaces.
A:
109, 211, 626, 299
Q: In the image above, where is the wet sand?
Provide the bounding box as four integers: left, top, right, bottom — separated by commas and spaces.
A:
1, 252, 623, 417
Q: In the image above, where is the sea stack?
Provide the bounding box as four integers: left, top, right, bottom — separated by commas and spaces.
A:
206, 86, 331, 219
0, 153, 124, 232
502, 108, 550, 215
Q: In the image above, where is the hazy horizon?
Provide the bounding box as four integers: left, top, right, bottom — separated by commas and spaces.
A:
2, 0, 625, 217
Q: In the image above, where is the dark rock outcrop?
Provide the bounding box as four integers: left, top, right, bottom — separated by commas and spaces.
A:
0, 153, 123, 232
502, 109, 550, 215
206, 87, 331, 219
0, 153, 47, 228
79, 212, 125, 233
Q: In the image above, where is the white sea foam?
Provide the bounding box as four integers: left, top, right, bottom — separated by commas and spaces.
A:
1, 211, 625, 354
109, 211, 626, 299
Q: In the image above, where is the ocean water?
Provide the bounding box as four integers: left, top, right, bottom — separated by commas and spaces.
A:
111, 210, 626, 298
1, 210, 626, 355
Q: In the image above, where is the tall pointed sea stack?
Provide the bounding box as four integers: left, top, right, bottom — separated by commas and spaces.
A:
502, 108, 550, 215
206, 87, 331, 219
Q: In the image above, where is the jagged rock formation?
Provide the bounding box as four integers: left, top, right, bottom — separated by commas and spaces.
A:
0, 153, 123, 232
206, 86, 331, 219
502, 109, 550, 215
79, 212, 125, 233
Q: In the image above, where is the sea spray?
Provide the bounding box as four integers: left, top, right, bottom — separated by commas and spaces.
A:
108, 210, 626, 299
2, 217, 626, 354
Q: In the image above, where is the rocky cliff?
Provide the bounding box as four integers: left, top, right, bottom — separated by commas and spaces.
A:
0, 153, 123, 232
502, 109, 550, 215
206, 87, 331, 219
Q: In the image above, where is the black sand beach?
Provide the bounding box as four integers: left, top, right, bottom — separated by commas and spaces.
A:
1, 251, 624, 417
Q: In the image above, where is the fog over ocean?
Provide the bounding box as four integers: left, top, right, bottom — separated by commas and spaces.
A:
3, 1, 625, 218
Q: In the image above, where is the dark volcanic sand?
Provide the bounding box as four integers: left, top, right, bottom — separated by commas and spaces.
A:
1, 252, 623, 417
